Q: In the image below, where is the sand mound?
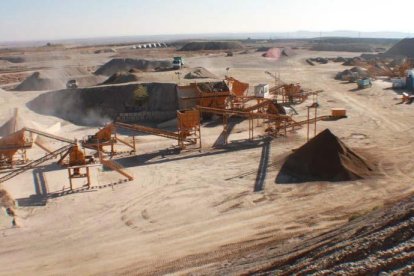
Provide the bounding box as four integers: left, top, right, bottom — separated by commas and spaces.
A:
335, 66, 370, 81
262, 48, 295, 59
95, 59, 172, 76
180, 41, 244, 51
184, 67, 218, 79
101, 72, 140, 85
276, 129, 372, 183
0, 115, 23, 137
14, 72, 63, 91
383, 38, 414, 58
0, 110, 44, 137
262, 48, 281, 59
14, 68, 106, 90
281, 47, 295, 56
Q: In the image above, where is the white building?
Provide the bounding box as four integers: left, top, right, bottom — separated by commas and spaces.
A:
254, 84, 270, 98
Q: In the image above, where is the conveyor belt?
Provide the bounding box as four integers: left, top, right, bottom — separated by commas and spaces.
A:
115, 122, 179, 140
0, 144, 72, 184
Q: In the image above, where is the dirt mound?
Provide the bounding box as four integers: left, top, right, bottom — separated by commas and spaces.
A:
184, 67, 218, 79
383, 38, 414, 58
0, 56, 25, 63
196, 81, 229, 92
230, 194, 414, 275
101, 72, 140, 85
335, 66, 370, 81
14, 72, 63, 91
94, 48, 116, 54
179, 41, 244, 51
276, 129, 372, 183
281, 47, 295, 56
0, 115, 23, 137
311, 44, 374, 52
342, 57, 366, 66
0, 110, 43, 137
27, 82, 178, 125
95, 58, 172, 76
262, 48, 281, 59
262, 48, 295, 59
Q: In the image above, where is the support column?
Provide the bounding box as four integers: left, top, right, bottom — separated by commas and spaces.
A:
68, 168, 73, 190
223, 115, 228, 145
314, 106, 318, 137
86, 166, 91, 188
307, 107, 310, 142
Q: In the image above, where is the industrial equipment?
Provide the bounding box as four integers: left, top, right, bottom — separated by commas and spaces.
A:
172, 57, 184, 69
66, 79, 78, 89
115, 109, 201, 150
357, 78, 372, 89
0, 130, 33, 168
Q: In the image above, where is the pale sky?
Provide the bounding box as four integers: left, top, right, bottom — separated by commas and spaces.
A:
0, 0, 412, 42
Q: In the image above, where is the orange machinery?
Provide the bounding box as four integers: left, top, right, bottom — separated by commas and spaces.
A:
269, 83, 303, 102
114, 109, 202, 150
225, 77, 249, 97
82, 124, 116, 151
0, 130, 33, 168
59, 144, 94, 190
178, 82, 230, 109
177, 110, 201, 149
82, 123, 136, 157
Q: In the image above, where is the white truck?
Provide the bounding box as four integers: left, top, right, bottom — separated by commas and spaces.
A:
172, 57, 184, 70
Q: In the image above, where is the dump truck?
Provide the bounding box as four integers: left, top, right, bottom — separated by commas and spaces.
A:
173, 57, 184, 69
357, 78, 372, 89
66, 79, 78, 89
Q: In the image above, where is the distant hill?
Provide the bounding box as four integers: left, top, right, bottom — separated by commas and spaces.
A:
1, 31, 410, 48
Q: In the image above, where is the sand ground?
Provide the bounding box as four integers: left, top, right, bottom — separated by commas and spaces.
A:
0, 48, 413, 275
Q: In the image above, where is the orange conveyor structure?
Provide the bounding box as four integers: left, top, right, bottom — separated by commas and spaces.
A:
0, 144, 72, 184
115, 110, 201, 149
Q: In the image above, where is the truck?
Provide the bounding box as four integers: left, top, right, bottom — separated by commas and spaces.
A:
356, 78, 372, 89
172, 57, 184, 70
66, 79, 78, 89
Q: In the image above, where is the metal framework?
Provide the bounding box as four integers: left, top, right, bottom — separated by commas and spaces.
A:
115, 110, 202, 150
196, 105, 292, 143
177, 110, 201, 149
68, 165, 91, 190
82, 124, 136, 157
0, 144, 72, 184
